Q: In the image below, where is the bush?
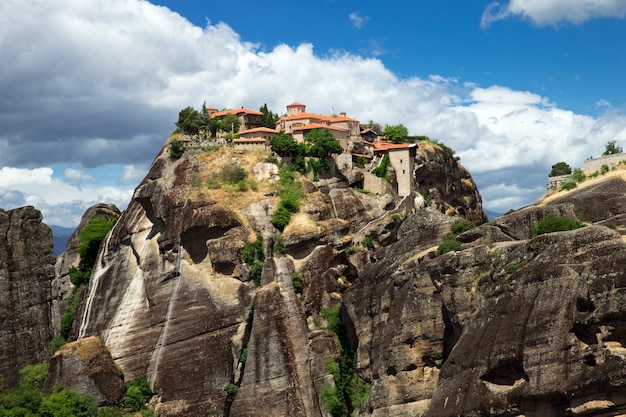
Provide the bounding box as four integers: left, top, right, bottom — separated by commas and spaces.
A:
559, 180, 577, 191
77, 217, 116, 272
271, 207, 292, 230
273, 234, 286, 256
169, 139, 185, 160
437, 239, 464, 255
224, 383, 238, 403
219, 164, 247, 185
241, 235, 264, 286
68, 266, 89, 287
124, 376, 152, 412
361, 236, 374, 249
48, 336, 66, 354
571, 168, 586, 182
291, 272, 302, 293
450, 219, 475, 235
532, 213, 584, 237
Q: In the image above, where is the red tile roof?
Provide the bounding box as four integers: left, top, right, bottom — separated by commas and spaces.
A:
210, 107, 263, 118
372, 141, 414, 151
287, 102, 306, 107
239, 127, 279, 134
233, 138, 267, 143
291, 123, 349, 132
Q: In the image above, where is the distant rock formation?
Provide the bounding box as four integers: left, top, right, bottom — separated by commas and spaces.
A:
0, 206, 55, 387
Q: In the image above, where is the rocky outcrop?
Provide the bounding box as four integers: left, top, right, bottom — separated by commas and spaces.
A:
52, 203, 120, 335
414, 141, 487, 224
0, 206, 55, 387
43, 336, 125, 405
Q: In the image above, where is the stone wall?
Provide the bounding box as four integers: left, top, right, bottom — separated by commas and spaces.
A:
582, 153, 626, 174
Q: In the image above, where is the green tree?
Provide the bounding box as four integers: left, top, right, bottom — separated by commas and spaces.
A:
382, 124, 409, 144
124, 376, 153, 412
270, 132, 300, 156
532, 214, 584, 237
175, 106, 202, 137
305, 129, 342, 158
169, 139, 186, 160
260, 103, 279, 128
549, 161, 572, 177
219, 113, 241, 135
603, 140, 623, 155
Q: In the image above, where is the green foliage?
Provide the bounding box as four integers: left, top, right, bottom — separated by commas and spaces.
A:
601, 164, 610, 174
260, 104, 279, 128
39, 389, 98, 417
319, 305, 370, 417
239, 347, 247, 364
450, 220, 475, 235
603, 140, 623, 155
558, 180, 577, 191
371, 154, 390, 179
47, 336, 65, 355
124, 376, 152, 412
168, 139, 186, 160
96, 407, 122, 417
549, 161, 572, 177
273, 234, 286, 256
218, 113, 241, 134
418, 189, 433, 204
437, 239, 464, 255
391, 213, 401, 222
382, 124, 409, 144
361, 236, 374, 249
270, 132, 300, 156
68, 266, 89, 287
219, 164, 247, 185
224, 384, 238, 403
60, 286, 84, 340
505, 260, 527, 275
570, 168, 586, 182
241, 235, 264, 286
291, 272, 302, 293
305, 129, 343, 158
77, 217, 116, 272
428, 138, 459, 160
270, 207, 292, 230
532, 213, 584, 237
0, 364, 46, 415
175, 106, 202, 136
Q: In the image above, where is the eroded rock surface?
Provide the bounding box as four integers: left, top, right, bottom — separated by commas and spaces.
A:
44, 336, 125, 405
0, 206, 55, 387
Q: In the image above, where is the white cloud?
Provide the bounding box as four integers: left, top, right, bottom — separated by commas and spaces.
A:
482, 0, 626, 27
0, 167, 53, 187
349, 12, 369, 28
0, 0, 625, 226
64, 168, 96, 187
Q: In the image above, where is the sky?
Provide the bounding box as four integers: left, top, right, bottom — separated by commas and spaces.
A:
1, 0, 626, 227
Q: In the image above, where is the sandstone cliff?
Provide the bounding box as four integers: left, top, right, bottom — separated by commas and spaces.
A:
0, 206, 55, 387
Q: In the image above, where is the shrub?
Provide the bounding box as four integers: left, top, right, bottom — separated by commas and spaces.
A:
450, 219, 475, 235
361, 236, 374, 249
273, 234, 286, 255
532, 214, 584, 237
219, 164, 247, 185
437, 239, 464, 255
559, 180, 577, 191
270, 207, 291, 230
224, 383, 238, 403
391, 213, 401, 222
372, 154, 390, 179
601, 164, 610, 174
505, 260, 527, 275
571, 168, 586, 182
291, 272, 302, 293
48, 336, 66, 354
169, 139, 185, 160
124, 376, 152, 412
77, 217, 116, 272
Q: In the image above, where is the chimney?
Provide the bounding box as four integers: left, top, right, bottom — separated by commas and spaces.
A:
340, 112, 346, 117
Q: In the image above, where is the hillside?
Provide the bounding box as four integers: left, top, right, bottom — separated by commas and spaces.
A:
5, 135, 626, 416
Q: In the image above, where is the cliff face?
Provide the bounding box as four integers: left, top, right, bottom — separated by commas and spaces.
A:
0, 206, 55, 387
67, 138, 486, 416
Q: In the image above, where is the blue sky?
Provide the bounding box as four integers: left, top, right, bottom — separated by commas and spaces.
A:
1, 0, 625, 227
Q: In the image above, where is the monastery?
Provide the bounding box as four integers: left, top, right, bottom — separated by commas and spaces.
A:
206, 102, 416, 198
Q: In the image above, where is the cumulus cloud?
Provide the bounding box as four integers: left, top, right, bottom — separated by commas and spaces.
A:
64, 168, 96, 187
481, 0, 626, 27
349, 12, 370, 28
0, 167, 53, 187
1, 0, 626, 223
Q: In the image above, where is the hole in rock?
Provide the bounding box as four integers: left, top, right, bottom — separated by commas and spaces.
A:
583, 355, 596, 366
576, 297, 595, 313
386, 366, 397, 376
213, 262, 236, 276
480, 358, 528, 387
181, 225, 232, 264
570, 323, 598, 346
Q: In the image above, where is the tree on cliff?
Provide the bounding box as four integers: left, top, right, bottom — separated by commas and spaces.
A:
175, 106, 202, 137
603, 140, 623, 155
260, 103, 279, 128
218, 113, 241, 135
549, 161, 572, 177
270, 132, 300, 156
305, 128, 342, 158
382, 123, 409, 144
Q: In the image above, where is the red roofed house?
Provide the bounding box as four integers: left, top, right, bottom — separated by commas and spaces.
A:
209, 106, 263, 134
233, 127, 279, 150
276, 102, 360, 147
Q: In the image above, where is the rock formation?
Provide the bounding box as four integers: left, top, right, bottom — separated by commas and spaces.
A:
0, 206, 55, 387
43, 336, 125, 405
